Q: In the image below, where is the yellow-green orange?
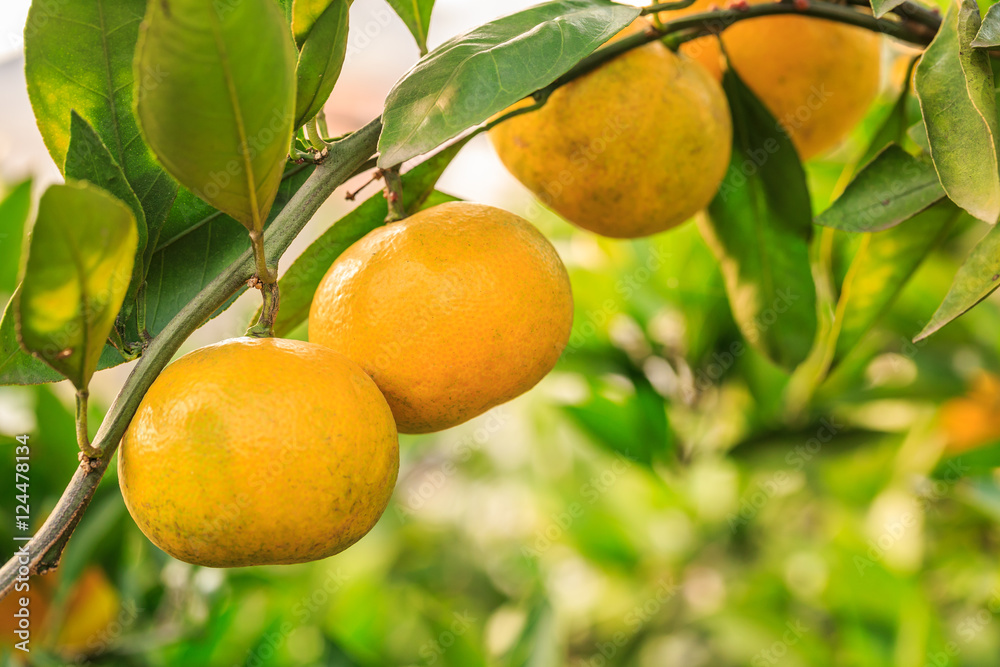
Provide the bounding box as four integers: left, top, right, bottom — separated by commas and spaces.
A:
489, 27, 731, 238
309, 202, 573, 434
673, 0, 881, 159
119, 337, 398, 568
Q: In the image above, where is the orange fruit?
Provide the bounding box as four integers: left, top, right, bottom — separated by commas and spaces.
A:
52, 567, 121, 657
940, 373, 1000, 453
119, 337, 398, 567
309, 202, 574, 433
489, 21, 731, 238
672, 0, 881, 159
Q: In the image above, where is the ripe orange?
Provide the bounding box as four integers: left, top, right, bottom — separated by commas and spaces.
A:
672, 0, 882, 159
119, 337, 398, 567
309, 202, 574, 433
489, 21, 731, 238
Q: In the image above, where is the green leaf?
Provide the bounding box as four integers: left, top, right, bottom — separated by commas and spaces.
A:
972, 2, 1000, 48
870, 0, 906, 19
856, 58, 916, 169
834, 203, 959, 360
292, 0, 341, 44
0, 291, 126, 386
907, 120, 931, 153
817, 146, 945, 233
916, 217, 1000, 340
915, 0, 1000, 223
23, 0, 177, 247
294, 0, 351, 127
140, 165, 314, 338
377, 0, 640, 167
269, 142, 464, 337
700, 70, 817, 370
563, 374, 670, 467
16, 182, 137, 389
502, 597, 557, 667
135, 0, 297, 231
0, 180, 32, 296
386, 0, 436, 55
65, 111, 148, 315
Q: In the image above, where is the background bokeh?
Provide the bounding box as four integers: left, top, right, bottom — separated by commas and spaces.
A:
5, 1, 1000, 665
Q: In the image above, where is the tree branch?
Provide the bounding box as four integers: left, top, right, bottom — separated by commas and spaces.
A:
0, 119, 383, 599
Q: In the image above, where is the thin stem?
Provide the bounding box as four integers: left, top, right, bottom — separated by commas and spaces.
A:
249, 229, 276, 284
74, 390, 97, 457
382, 166, 406, 222
246, 281, 280, 338
0, 119, 383, 599
305, 116, 327, 151
317, 112, 330, 142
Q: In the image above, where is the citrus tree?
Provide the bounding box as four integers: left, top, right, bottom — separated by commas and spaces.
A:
0, 0, 998, 659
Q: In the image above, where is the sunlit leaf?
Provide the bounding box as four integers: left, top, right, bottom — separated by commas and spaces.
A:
817, 145, 944, 233
378, 0, 640, 167
270, 141, 464, 337
700, 69, 817, 370
834, 203, 960, 360
65, 111, 148, 316
16, 182, 137, 389
24, 0, 177, 244
135, 0, 297, 231
915, 0, 1000, 223
0, 180, 32, 296
294, 0, 351, 127
0, 291, 126, 386
386, 0, 436, 55
916, 218, 1000, 340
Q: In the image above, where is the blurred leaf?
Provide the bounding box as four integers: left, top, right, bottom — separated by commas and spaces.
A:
269, 141, 464, 336
0, 180, 32, 295
65, 111, 148, 316
916, 219, 1000, 340
834, 203, 960, 361
870, 0, 906, 19
915, 0, 1000, 223
295, 0, 351, 127
563, 374, 670, 466
0, 291, 125, 386
141, 164, 314, 338
136, 0, 296, 230
53, 493, 126, 602
817, 146, 944, 233
502, 597, 557, 667
23, 0, 177, 244
907, 120, 931, 153
856, 62, 915, 168
700, 69, 817, 370
386, 0, 436, 55
378, 0, 640, 167
17, 182, 137, 389
934, 442, 1000, 480
972, 2, 1000, 47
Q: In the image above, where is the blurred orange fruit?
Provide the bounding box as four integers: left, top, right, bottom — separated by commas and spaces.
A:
489, 21, 731, 238
940, 373, 1000, 453
671, 0, 881, 159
